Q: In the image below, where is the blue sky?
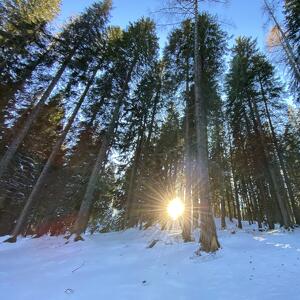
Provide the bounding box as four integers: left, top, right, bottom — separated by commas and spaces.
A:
56, 0, 274, 52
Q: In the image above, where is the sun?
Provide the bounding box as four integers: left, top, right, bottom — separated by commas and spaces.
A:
167, 198, 185, 220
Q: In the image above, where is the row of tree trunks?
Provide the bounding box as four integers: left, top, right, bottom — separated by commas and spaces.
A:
258, 78, 300, 224
4, 67, 98, 242
248, 95, 293, 228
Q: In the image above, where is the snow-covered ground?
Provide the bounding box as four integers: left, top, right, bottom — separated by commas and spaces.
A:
1, 220, 300, 300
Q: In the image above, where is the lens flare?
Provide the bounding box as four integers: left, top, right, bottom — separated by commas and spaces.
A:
167, 198, 184, 220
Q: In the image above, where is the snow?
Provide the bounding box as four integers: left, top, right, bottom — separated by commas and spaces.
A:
1, 220, 300, 300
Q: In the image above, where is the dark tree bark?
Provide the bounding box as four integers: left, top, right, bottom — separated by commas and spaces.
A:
126, 124, 145, 227
228, 132, 243, 229
182, 57, 192, 241
225, 185, 233, 222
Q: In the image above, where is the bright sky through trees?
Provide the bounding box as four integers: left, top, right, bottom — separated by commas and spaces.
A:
56, 0, 271, 51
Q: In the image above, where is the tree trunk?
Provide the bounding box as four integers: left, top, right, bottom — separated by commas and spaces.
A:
193, 0, 219, 252
228, 132, 243, 229
225, 185, 233, 222
241, 177, 254, 224
72, 65, 135, 240
72, 99, 121, 240
232, 174, 243, 229
0, 51, 74, 179
4, 68, 97, 242
221, 191, 226, 229
126, 125, 145, 227
145, 84, 160, 147
182, 56, 192, 241
247, 177, 262, 228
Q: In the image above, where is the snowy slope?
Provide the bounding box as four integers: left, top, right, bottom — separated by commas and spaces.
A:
1, 220, 300, 300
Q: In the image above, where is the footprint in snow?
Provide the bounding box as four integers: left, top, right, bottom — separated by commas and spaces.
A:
142, 280, 150, 286
65, 288, 74, 294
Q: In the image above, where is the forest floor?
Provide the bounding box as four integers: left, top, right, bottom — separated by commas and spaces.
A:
1, 219, 300, 300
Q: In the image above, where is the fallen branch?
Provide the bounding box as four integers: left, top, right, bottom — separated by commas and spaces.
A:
147, 239, 159, 248
72, 261, 85, 273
